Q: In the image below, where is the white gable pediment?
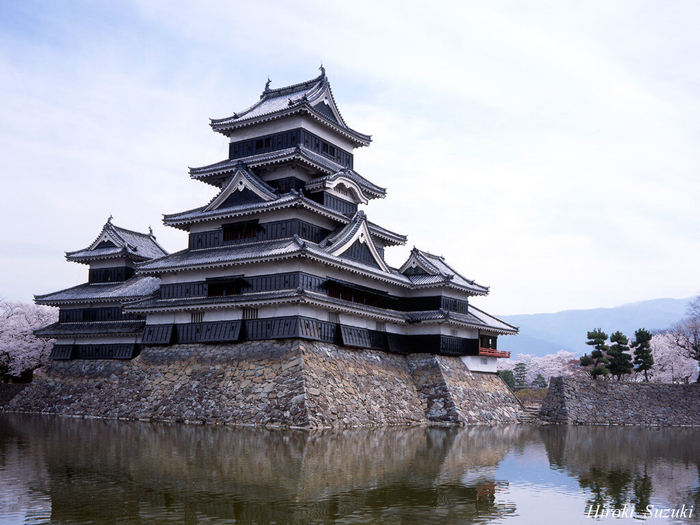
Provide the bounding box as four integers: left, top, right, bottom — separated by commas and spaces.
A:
204, 168, 276, 212
311, 85, 345, 125
89, 227, 124, 251
399, 251, 439, 276
330, 220, 389, 272
326, 176, 368, 205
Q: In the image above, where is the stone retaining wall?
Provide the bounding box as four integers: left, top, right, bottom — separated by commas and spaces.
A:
0, 384, 27, 408
540, 377, 700, 426
3, 340, 523, 428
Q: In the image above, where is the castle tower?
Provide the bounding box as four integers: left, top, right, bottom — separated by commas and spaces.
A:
125, 69, 516, 372
35, 218, 167, 359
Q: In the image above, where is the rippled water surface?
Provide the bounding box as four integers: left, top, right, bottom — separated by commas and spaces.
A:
1, 414, 699, 524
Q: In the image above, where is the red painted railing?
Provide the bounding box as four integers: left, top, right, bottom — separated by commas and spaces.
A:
479, 347, 510, 358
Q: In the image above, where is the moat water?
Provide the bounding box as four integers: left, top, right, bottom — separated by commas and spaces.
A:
1, 414, 699, 524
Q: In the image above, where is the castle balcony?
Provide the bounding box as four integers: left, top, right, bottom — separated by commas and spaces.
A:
478, 347, 510, 359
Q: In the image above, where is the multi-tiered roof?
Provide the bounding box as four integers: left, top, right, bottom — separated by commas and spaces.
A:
125, 70, 515, 367
35, 219, 167, 360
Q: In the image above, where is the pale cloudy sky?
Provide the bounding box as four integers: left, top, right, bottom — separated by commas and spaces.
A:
1, 0, 699, 315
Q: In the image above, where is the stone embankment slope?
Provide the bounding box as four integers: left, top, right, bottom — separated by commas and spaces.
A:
540, 377, 700, 426
0, 384, 27, 408
4, 340, 524, 428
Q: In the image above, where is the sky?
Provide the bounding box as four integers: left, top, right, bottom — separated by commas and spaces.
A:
1, 0, 699, 315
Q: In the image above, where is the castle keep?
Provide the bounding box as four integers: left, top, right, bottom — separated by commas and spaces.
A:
15, 70, 522, 427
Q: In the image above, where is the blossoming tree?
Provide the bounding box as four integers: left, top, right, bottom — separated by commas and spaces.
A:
0, 299, 57, 378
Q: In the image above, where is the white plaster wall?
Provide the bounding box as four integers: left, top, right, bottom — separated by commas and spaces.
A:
203, 309, 243, 322
461, 355, 498, 374
89, 258, 133, 270
403, 324, 478, 338
147, 313, 177, 324
227, 116, 304, 142
300, 119, 355, 152
393, 286, 478, 300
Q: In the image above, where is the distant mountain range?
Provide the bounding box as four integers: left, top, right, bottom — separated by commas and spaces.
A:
497, 297, 693, 358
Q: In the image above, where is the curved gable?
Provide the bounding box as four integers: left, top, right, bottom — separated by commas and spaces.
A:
204, 166, 277, 212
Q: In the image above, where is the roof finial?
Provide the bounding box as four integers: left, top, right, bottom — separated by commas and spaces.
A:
319, 63, 325, 77
148, 225, 153, 236
107, 214, 113, 224
264, 76, 271, 92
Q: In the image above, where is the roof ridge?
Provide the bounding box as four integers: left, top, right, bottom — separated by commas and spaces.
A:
111, 223, 154, 239
264, 72, 325, 98
190, 145, 346, 178
414, 247, 445, 261
210, 71, 325, 126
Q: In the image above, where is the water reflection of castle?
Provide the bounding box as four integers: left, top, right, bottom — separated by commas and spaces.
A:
4, 417, 530, 523
3, 417, 700, 524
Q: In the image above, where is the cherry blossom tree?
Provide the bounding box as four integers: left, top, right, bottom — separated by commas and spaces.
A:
498, 350, 582, 385
0, 299, 57, 378
649, 332, 698, 384
498, 338, 696, 385
668, 297, 700, 382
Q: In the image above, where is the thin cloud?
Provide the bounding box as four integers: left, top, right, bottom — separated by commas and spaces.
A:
0, 1, 699, 314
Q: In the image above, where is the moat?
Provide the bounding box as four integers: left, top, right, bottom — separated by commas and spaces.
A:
1, 415, 699, 524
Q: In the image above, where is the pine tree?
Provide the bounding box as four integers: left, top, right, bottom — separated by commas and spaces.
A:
631, 328, 654, 382
531, 373, 548, 389
607, 331, 633, 380
514, 362, 527, 387
580, 328, 610, 379
498, 369, 515, 389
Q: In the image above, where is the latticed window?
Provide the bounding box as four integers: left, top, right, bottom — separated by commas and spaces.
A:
242, 308, 258, 320
191, 311, 204, 323
328, 312, 340, 324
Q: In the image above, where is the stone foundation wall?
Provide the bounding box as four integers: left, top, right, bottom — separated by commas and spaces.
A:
540, 377, 700, 426
436, 356, 525, 424
0, 384, 27, 408
4, 340, 523, 428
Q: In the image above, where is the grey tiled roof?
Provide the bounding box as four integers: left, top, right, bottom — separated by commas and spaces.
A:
320, 210, 367, 249
209, 72, 371, 145
405, 274, 447, 286
163, 193, 300, 228
400, 248, 489, 295
136, 238, 304, 272
35, 276, 161, 305
215, 74, 329, 124
125, 283, 515, 334
303, 242, 408, 282
136, 231, 412, 285
366, 221, 407, 246
201, 164, 277, 210
125, 289, 302, 312
466, 304, 519, 334
190, 146, 345, 181
163, 192, 406, 246
66, 220, 168, 263
35, 320, 145, 338
306, 169, 386, 199
406, 309, 517, 334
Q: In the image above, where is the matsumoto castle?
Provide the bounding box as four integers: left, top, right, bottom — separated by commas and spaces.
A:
36, 69, 517, 373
